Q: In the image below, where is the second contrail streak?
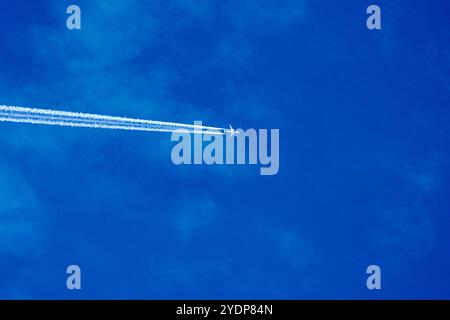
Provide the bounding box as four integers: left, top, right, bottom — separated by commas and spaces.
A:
0, 105, 226, 135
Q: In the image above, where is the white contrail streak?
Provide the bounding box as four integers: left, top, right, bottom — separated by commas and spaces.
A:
0, 105, 226, 135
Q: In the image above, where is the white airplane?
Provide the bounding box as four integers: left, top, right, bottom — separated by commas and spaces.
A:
226, 125, 239, 137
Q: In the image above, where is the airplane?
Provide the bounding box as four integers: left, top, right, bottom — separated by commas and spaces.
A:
226, 125, 239, 137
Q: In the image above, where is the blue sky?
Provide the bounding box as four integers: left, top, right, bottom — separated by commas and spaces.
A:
0, 0, 449, 299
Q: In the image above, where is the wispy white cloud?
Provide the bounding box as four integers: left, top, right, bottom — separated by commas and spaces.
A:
256, 222, 314, 270
370, 156, 442, 267
174, 196, 217, 241
0, 158, 45, 256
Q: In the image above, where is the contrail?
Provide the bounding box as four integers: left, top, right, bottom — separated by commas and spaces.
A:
0, 105, 226, 135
